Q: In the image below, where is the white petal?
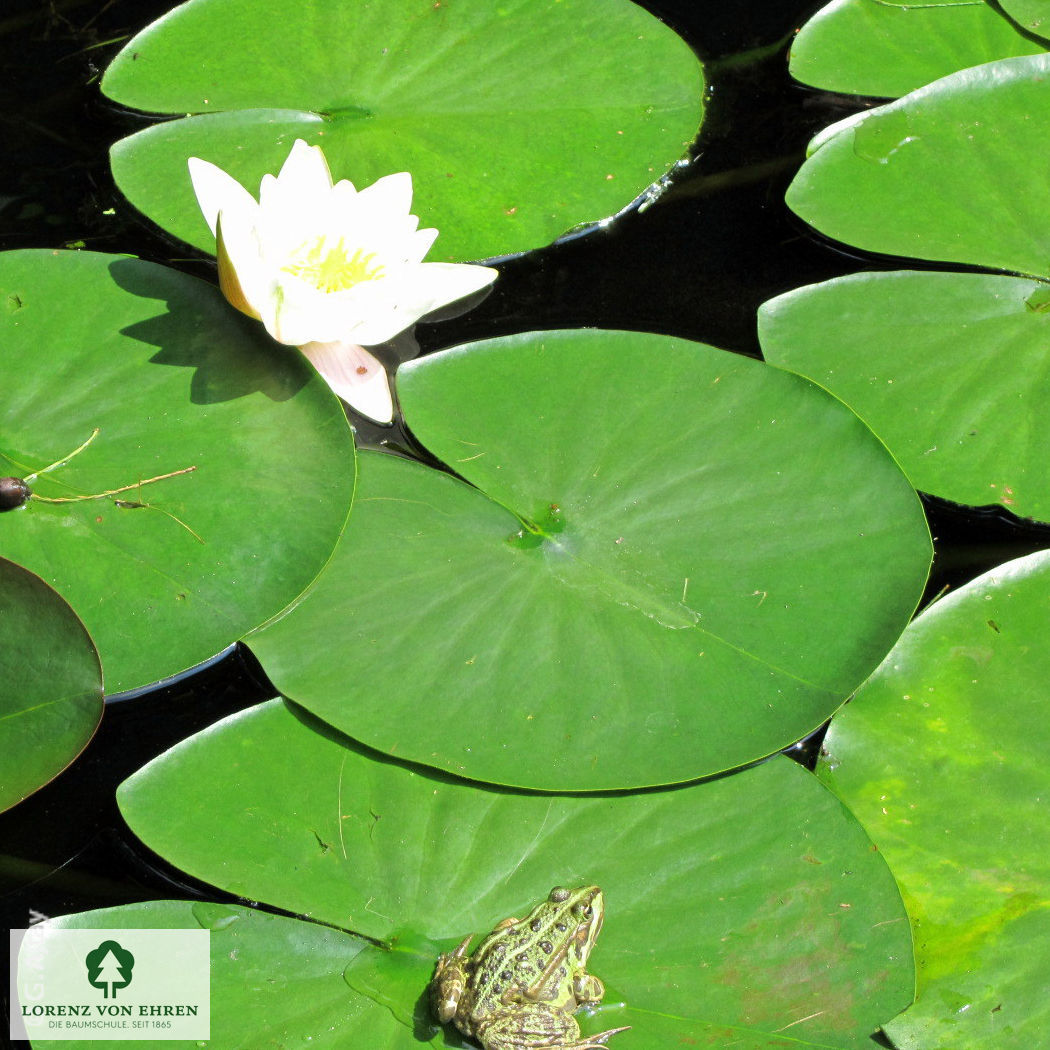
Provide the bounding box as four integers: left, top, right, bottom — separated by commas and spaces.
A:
360, 221, 437, 267
216, 208, 272, 319
369, 261, 498, 334
308, 262, 497, 346
257, 199, 327, 261
187, 157, 259, 237
266, 273, 335, 346
299, 340, 394, 423
325, 184, 422, 264
355, 171, 414, 218
330, 178, 361, 212
256, 142, 339, 253
411, 262, 500, 307
410, 227, 440, 261
276, 139, 334, 194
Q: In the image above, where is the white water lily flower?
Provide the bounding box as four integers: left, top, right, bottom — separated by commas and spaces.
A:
187, 139, 498, 422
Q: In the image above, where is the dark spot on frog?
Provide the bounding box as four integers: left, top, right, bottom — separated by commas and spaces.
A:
500, 970, 512, 981
530, 919, 542, 931
515, 952, 527, 962
492, 944, 506, 958
555, 923, 567, 932
540, 940, 553, 954
478, 973, 488, 985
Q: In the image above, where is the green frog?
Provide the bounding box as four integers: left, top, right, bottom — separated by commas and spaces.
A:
430, 885, 629, 1050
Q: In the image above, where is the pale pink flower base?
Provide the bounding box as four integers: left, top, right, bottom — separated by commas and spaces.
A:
299, 341, 393, 424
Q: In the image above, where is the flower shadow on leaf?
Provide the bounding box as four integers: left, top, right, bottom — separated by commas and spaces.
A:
107, 258, 311, 405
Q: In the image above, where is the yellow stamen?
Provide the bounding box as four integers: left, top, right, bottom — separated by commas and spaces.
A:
281, 235, 386, 292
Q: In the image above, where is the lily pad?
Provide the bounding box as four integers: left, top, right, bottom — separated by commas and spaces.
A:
0, 249, 354, 694
247, 330, 931, 789
101, 0, 704, 263
1000, 0, 1050, 40
0, 558, 102, 813
816, 551, 1050, 1049
117, 698, 915, 1049
758, 270, 1050, 520
21, 901, 374, 1050
787, 54, 1050, 278
790, 0, 1046, 98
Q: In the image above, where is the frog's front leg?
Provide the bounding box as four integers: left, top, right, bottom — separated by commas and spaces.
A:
476, 1003, 629, 1050
430, 935, 473, 1023
571, 972, 605, 1008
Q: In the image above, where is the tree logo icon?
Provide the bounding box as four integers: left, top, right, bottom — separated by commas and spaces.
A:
85, 940, 135, 999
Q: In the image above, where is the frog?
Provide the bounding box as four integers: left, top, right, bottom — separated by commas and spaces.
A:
430, 885, 629, 1050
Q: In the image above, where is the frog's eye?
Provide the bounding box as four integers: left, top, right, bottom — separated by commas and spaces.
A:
549, 887, 571, 903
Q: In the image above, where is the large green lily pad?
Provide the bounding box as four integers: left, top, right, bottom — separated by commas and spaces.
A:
787, 54, 1050, 278
247, 330, 931, 789
101, 0, 704, 263
21, 901, 373, 1050
817, 550, 1050, 1049
0, 558, 102, 812
758, 270, 1050, 521
790, 0, 1046, 97
1000, 0, 1050, 40
116, 698, 915, 1049
0, 249, 354, 694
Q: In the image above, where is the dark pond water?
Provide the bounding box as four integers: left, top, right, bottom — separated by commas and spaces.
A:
2, 0, 1049, 1041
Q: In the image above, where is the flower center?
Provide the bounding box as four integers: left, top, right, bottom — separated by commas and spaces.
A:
282, 236, 386, 293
